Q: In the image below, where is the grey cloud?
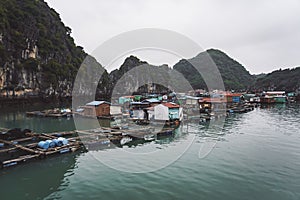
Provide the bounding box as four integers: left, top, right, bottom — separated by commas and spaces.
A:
45, 0, 300, 74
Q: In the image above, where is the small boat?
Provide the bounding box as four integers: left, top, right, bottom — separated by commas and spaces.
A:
120, 137, 132, 145
144, 134, 156, 141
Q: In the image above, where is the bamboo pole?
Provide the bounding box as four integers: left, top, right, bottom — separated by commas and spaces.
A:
0, 139, 40, 154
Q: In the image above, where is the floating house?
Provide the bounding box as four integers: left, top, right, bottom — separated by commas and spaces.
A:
154, 104, 169, 121
110, 105, 122, 116
142, 98, 161, 106
134, 95, 142, 102
225, 93, 243, 103
287, 92, 296, 102
185, 96, 201, 106
198, 97, 227, 114
180, 96, 202, 115
243, 94, 260, 103
118, 96, 134, 104
154, 102, 183, 121
130, 102, 150, 120
83, 101, 111, 117
260, 96, 276, 104
259, 91, 287, 104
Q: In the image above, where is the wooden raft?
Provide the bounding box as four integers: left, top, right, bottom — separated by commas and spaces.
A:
0, 131, 82, 168
0, 126, 176, 169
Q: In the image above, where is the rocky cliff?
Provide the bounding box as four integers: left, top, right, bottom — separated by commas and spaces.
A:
0, 0, 95, 97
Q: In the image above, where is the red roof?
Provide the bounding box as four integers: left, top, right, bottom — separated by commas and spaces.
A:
122, 96, 134, 98
225, 93, 243, 97
199, 98, 226, 103
162, 102, 180, 108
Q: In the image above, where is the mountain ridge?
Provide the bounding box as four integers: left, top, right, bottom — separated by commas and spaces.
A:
0, 0, 106, 97
0, 0, 298, 101
173, 49, 254, 91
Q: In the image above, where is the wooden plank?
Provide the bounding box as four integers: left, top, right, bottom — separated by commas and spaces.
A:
0, 147, 18, 153
41, 133, 56, 139
76, 129, 123, 137
0, 139, 14, 145
38, 135, 53, 140
0, 142, 41, 154
16, 144, 40, 154
0, 126, 177, 169
0, 139, 40, 154
13, 136, 36, 143
44, 143, 81, 155
2, 154, 40, 164
49, 131, 76, 137
2, 154, 41, 166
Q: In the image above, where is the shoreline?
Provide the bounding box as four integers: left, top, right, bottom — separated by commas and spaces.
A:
0, 96, 72, 108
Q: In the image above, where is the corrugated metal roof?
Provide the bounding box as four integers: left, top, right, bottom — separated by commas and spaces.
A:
86, 101, 110, 106
186, 95, 201, 100
130, 102, 149, 105
142, 98, 161, 103
266, 91, 285, 95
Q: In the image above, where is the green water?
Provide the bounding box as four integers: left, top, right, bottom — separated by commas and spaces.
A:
0, 104, 300, 200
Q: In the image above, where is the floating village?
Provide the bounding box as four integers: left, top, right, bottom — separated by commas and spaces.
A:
1, 89, 300, 169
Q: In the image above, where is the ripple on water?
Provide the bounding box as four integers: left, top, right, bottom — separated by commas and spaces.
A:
1, 104, 300, 200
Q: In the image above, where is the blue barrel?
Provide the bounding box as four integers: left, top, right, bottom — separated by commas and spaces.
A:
46, 139, 56, 148
57, 137, 68, 146
38, 141, 50, 149
53, 139, 62, 147
53, 139, 64, 147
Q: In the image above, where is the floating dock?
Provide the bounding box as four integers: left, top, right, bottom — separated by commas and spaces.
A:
0, 129, 81, 168
197, 103, 256, 122
0, 126, 175, 169
26, 108, 73, 118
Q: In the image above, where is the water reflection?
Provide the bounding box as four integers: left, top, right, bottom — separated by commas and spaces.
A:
0, 103, 299, 199
0, 151, 81, 200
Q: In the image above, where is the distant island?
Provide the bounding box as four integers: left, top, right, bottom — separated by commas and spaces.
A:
0, 0, 299, 102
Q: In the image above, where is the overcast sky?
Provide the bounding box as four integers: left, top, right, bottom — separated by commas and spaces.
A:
45, 0, 300, 74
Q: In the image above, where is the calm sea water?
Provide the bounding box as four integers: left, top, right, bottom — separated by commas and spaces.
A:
0, 103, 300, 200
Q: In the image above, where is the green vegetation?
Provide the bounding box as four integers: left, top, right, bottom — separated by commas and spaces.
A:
253, 67, 300, 92
0, 0, 95, 96
173, 49, 254, 91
